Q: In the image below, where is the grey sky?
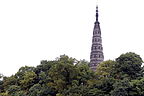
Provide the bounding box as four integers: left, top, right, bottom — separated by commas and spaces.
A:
0, 0, 144, 76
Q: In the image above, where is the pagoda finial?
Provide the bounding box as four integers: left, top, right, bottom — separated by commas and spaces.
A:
96, 5, 99, 22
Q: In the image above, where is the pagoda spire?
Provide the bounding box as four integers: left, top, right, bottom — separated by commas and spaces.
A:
96, 6, 99, 22
90, 6, 104, 71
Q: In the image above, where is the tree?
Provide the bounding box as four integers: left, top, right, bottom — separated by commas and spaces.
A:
130, 78, 144, 96
20, 71, 37, 90
15, 66, 35, 79
1, 53, 144, 96
87, 88, 105, 96
76, 60, 95, 86
7, 85, 21, 96
3, 75, 18, 91
115, 52, 143, 79
28, 84, 43, 96
34, 60, 56, 74
95, 60, 117, 79
48, 60, 78, 93
110, 79, 132, 96
91, 60, 117, 95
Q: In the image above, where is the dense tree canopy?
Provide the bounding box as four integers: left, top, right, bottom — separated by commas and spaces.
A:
0, 52, 144, 96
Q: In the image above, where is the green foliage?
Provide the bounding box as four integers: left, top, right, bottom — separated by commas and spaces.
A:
0, 52, 144, 96
48, 55, 79, 93
110, 79, 132, 96
7, 85, 21, 95
20, 71, 37, 89
96, 60, 116, 79
3, 75, 18, 91
130, 78, 144, 96
87, 88, 105, 96
15, 66, 35, 79
115, 52, 143, 79
28, 84, 43, 96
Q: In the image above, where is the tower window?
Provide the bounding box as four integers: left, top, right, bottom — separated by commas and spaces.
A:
98, 46, 101, 49
98, 39, 101, 42
95, 46, 97, 49
95, 38, 97, 42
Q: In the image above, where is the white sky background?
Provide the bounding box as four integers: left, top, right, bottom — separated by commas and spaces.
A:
0, 0, 144, 76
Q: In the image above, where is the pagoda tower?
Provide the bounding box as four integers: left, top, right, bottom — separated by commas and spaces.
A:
90, 6, 104, 71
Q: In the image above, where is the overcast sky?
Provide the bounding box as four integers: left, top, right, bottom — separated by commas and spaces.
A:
0, 0, 144, 76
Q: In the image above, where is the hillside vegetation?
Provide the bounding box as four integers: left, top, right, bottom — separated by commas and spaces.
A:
0, 52, 144, 96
